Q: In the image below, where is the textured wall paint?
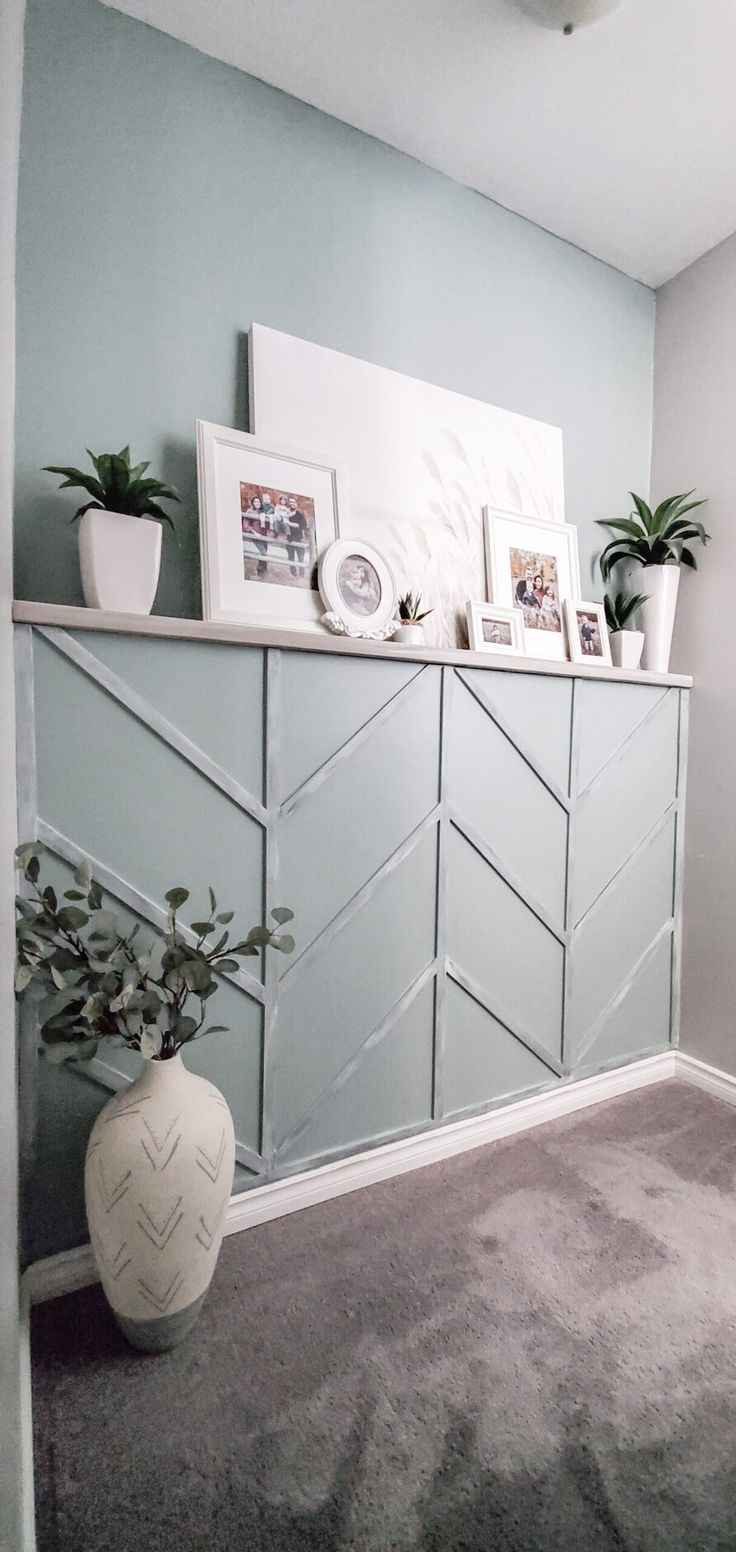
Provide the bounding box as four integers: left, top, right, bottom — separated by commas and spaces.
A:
1, 0, 34, 1546
22, 628, 685, 1261
652, 235, 736, 1074
15, 0, 655, 618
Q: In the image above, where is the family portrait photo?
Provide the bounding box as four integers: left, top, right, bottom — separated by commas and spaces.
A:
241, 481, 316, 589
336, 553, 383, 617
510, 547, 562, 632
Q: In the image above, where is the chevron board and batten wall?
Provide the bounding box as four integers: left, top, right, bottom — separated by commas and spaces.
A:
16, 622, 688, 1272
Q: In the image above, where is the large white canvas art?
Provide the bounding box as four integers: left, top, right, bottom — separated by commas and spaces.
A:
250, 325, 565, 647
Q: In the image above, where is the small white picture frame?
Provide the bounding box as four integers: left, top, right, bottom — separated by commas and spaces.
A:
466, 600, 525, 657
318, 538, 398, 636
563, 599, 612, 667
197, 420, 346, 632
483, 506, 581, 662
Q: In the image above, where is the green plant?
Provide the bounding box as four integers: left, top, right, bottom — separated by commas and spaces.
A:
14, 846, 294, 1063
398, 591, 433, 624
597, 491, 708, 582
603, 589, 649, 633
44, 445, 180, 529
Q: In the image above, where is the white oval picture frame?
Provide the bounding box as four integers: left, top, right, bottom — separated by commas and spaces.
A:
318, 539, 397, 634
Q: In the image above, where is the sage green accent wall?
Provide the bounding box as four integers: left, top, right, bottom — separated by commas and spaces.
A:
21, 626, 687, 1262
15, 0, 655, 616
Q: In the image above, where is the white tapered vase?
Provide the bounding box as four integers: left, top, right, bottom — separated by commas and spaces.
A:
639, 566, 680, 674
609, 629, 644, 671
78, 509, 162, 614
393, 624, 425, 645
84, 1054, 235, 1353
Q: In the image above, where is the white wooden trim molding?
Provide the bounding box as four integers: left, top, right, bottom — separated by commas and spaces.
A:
675, 1051, 736, 1105
23, 1048, 677, 1306
12, 601, 693, 688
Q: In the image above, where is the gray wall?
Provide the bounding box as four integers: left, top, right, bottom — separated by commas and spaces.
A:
15, 0, 656, 618
24, 626, 686, 1261
652, 235, 736, 1074
1, 0, 34, 1545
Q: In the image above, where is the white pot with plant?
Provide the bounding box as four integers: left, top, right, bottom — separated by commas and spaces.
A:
15, 845, 294, 1353
598, 491, 708, 674
393, 591, 433, 646
45, 445, 180, 615
603, 589, 648, 671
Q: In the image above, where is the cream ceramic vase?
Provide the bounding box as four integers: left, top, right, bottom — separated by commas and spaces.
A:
393, 623, 425, 646
639, 565, 680, 674
78, 508, 162, 614
609, 629, 644, 671
84, 1054, 235, 1352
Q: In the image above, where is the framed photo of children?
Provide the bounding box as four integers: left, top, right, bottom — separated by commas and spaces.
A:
483, 507, 581, 662
466, 600, 525, 658
197, 421, 345, 631
563, 599, 612, 668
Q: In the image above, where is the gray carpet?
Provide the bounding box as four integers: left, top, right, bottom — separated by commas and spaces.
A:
31, 1080, 736, 1551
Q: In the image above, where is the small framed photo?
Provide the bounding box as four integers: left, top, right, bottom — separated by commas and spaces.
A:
318, 539, 398, 636
197, 420, 346, 631
563, 600, 612, 667
483, 506, 581, 662
466, 600, 525, 657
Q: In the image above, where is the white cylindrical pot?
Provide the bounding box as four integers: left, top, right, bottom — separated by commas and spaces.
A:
609, 629, 644, 671
78, 509, 162, 614
393, 624, 425, 645
84, 1054, 235, 1352
639, 566, 680, 674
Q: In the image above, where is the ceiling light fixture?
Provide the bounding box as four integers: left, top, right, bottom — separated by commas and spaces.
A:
509, 0, 626, 33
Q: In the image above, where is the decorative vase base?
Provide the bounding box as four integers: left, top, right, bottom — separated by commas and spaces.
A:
116, 1291, 208, 1353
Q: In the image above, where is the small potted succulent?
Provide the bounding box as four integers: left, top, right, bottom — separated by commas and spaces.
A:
603, 589, 648, 671
44, 445, 180, 615
15, 844, 293, 1352
393, 591, 433, 646
597, 491, 708, 672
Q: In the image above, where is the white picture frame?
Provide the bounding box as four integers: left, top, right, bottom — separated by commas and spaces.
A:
197, 420, 346, 632
318, 538, 398, 636
563, 599, 613, 667
483, 506, 581, 662
466, 600, 525, 658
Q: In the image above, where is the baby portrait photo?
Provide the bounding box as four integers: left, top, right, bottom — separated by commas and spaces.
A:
482, 617, 513, 646
336, 553, 383, 617
240, 482, 316, 588
509, 548, 562, 632
575, 609, 603, 656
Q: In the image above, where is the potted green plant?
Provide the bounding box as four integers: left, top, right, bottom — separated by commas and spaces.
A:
603, 589, 648, 671
393, 591, 433, 646
44, 445, 180, 615
15, 844, 293, 1352
597, 491, 708, 672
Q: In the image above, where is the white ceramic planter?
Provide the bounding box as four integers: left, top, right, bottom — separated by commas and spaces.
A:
84, 1054, 235, 1352
639, 565, 680, 674
609, 629, 644, 671
78, 509, 162, 614
393, 623, 425, 645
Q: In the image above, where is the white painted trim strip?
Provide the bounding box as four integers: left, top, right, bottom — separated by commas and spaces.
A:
22, 1049, 676, 1306
675, 1051, 736, 1105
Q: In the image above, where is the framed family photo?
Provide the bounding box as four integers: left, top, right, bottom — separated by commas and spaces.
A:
483, 506, 581, 662
563, 599, 612, 667
466, 600, 525, 658
318, 538, 398, 636
197, 421, 345, 631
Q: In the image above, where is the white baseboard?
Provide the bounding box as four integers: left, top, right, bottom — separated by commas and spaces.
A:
675, 1050, 736, 1104
22, 1050, 677, 1307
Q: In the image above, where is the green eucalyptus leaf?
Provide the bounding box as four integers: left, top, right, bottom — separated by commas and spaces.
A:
245, 925, 272, 947
164, 887, 189, 910
273, 933, 295, 954
191, 921, 215, 937
270, 906, 294, 925
57, 905, 89, 932
201, 1025, 229, 1037
214, 957, 240, 975
215, 911, 234, 924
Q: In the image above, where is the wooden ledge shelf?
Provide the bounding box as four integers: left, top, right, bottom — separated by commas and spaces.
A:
12, 601, 693, 688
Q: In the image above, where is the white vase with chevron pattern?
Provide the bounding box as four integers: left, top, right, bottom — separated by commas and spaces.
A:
84, 1054, 235, 1352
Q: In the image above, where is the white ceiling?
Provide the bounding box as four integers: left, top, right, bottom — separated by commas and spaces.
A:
103, 0, 736, 287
